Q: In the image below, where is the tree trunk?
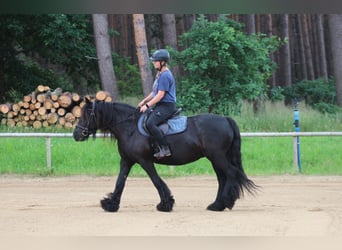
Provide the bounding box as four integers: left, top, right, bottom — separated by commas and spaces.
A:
0, 58, 4, 102
316, 14, 329, 82
92, 14, 119, 101
133, 14, 153, 97
145, 15, 163, 50
265, 14, 276, 88
162, 14, 180, 80
162, 14, 177, 51
245, 14, 256, 34
280, 14, 292, 87
298, 15, 308, 80
301, 14, 315, 80
329, 14, 342, 107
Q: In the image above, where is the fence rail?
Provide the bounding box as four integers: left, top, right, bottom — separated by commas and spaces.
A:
1, 132, 342, 171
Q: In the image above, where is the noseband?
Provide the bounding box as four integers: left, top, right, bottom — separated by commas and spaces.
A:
76, 101, 97, 137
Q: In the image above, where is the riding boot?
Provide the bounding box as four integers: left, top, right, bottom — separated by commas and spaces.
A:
153, 144, 171, 159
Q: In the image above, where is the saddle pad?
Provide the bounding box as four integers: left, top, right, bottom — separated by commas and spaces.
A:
137, 114, 187, 137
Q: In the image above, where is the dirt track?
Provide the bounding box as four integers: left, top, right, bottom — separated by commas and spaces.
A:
0, 175, 342, 236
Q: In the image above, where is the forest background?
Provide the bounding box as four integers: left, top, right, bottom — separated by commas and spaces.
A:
0, 14, 342, 117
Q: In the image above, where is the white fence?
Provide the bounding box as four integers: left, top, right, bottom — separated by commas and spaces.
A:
1, 132, 342, 171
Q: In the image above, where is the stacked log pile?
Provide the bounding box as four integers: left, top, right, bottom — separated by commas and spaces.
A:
0, 85, 112, 129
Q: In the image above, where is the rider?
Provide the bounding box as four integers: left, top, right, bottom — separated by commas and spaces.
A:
139, 49, 177, 159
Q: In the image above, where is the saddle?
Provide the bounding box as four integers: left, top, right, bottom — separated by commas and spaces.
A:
137, 108, 187, 137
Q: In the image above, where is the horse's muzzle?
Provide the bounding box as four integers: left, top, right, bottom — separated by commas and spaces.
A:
73, 127, 89, 141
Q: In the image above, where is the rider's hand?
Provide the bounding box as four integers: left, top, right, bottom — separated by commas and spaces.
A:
138, 100, 145, 107
140, 104, 148, 113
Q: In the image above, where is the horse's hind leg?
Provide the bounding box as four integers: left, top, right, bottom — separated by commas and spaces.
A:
207, 157, 240, 211
207, 165, 226, 211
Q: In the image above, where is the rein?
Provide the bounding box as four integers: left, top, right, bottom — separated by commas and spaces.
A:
77, 101, 140, 138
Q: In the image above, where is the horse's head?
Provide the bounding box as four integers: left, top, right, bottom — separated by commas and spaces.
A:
73, 97, 97, 141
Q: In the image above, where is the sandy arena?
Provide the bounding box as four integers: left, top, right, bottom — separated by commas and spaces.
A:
0, 175, 342, 236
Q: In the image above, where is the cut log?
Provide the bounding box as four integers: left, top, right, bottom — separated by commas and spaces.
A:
23, 95, 31, 103
53, 101, 60, 109
72, 92, 81, 103
47, 113, 58, 124
16, 121, 23, 127
57, 108, 66, 116
29, 114, 35, 121
36, 85, 50, 93
7, 119, 16, 127
22, 120, 28, 127
22, 102, 29, 109
34, 102, 41, 109
32, 120, 42, 129
31, 91, 36, 104
29, 103, 36, 111
51, 88, 62, 101
58, 117, 66, 126
58, 92, 73, 108
44, 99, 54, 110
64, 122, 73, 129
12, 103, 20, 112
71, 105, 82, 118
42, 121, 49, 128
96, 90, 111, 101
104, 96, 112, 102
65, 112, 76, 123
40, 114, 47, 121
25, 109, 32, 116
0, 104, 11, 114
7, 111, 14, 119
38, 107, 47, 116
36, 94, 46, 103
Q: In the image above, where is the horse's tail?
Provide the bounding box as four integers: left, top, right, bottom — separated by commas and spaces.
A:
226, 117, 259, 197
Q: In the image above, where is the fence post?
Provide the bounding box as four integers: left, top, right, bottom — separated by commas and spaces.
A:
46, 136, 52, 169
293, 136, 298, 170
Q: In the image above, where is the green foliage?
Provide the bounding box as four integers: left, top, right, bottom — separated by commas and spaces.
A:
112, 54, 142, 97
283, 78, 341, 114
269, 86, 285, 102
172, 15, 282, 115
0, 14, 98, 102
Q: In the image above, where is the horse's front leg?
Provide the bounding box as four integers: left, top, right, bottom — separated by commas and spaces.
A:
140, 160, 175, 212
100, 158, 133, 212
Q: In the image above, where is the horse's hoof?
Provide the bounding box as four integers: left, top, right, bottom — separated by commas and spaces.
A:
100, 197, 120, 212
207, 201, 226, 211
156, 196, 175, 212
223, 198, 236, 210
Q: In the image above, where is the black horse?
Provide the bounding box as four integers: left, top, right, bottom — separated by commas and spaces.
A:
73, 98, 258, 212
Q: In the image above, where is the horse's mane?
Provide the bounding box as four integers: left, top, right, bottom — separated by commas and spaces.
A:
96, 101, 139, 138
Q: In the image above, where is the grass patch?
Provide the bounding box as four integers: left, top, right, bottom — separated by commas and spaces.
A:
0, 136, 341, 176
1, 100, 341, 177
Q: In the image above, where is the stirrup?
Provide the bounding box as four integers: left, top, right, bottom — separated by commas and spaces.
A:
153, 146, 171, 159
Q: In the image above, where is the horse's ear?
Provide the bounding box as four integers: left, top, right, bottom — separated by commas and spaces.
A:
84, 96, 92, 104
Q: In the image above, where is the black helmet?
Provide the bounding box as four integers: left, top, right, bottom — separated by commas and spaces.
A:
150, 49, 170, 62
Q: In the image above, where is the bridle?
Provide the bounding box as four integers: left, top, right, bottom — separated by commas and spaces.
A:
76, 101, 97, 138
76, 101, 142, 138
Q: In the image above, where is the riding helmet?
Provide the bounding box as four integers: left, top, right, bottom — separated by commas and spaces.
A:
150, 49, 170, 62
